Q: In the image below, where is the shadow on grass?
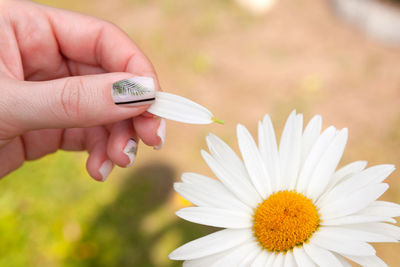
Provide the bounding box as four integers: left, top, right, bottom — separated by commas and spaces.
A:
66, 163, 216, 267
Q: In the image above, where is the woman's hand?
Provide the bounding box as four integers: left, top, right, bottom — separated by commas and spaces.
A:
0, 0, 166, 181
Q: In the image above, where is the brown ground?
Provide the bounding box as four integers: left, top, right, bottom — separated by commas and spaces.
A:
36, 0, 400, 265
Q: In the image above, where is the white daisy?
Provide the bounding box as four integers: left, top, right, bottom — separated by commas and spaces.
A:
169, 110, 400, 266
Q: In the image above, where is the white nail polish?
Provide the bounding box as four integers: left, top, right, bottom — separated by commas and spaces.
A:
99, 160, 113, 182
154, 118, 166, 150
123, 138, 137, 167
112, 76, 156, 106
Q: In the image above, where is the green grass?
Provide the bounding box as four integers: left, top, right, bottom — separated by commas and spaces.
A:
0, 152, 215, 267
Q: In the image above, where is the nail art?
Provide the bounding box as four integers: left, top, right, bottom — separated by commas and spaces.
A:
123, 138, 138, 167
112, 76, 156, 106
99, 160, 113, 182
154, 118, 166, 150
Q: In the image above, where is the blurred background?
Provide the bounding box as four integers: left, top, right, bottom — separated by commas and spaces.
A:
1, 0, 400, 266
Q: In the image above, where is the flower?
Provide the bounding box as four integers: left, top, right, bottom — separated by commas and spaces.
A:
169, 111, 400, 266
148, 92, 223, 125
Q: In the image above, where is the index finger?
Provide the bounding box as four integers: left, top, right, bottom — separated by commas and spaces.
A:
40, 2, 157, 80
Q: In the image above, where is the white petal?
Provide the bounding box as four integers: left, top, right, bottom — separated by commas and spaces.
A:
183, 249, 233, 267
292, 246, 316, 267
317, 226, 396, 243
237, 124, 271, 198
201, 150, 261, 207
296, 126, 336, 194
332, 253, 352, 267
306, 128, 348, 201
251, 251, 270, 267
148, 91, 216, 124
265, 252, 276, 267
321, 183, 389, 220
357, 200, 400, 218
310, 228, 376, 256
318, 165, 395, 207
344, 255, 388, 267
325, 160, 368, 192
279, 111, 303, 190
303, 243, 344, 266
272, 252, 284, 267
321, 215, 395, 226
238, 244, 262, 266
177, 173, 251, 213
169, 228, 252, 260
176, 206, 252, 229
301, 115, 322, 167
344, 222, 400, 240
210, 241, 258, 267
258, 115, 280, 191
206, 133, 251, 186
283, 252, 297, 267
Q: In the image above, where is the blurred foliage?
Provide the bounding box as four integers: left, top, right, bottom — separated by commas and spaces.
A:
1, 152, 216, 267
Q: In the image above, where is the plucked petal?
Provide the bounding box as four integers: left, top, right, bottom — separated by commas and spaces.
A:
148, 91, 216, 124
169, 228, 252, 260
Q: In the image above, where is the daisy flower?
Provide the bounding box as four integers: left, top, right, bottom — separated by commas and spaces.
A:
169, 111, 400, 266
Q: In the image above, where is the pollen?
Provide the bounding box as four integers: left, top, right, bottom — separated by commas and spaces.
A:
253, 190, 320, 252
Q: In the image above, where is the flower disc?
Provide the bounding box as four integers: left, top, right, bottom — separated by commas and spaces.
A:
253, 191, 320, 252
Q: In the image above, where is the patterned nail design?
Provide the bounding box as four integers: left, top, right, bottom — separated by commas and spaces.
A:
112, 76, 156, 106
123, 138, 138, 167
154, 118, 166, 150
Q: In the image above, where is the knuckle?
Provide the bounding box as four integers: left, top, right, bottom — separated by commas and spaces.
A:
59, 77, 84, 121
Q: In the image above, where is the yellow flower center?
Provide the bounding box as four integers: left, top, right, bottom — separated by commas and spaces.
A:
253, 190, 320, 252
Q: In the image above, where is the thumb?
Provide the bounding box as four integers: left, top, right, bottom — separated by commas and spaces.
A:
1, 73, 156, 135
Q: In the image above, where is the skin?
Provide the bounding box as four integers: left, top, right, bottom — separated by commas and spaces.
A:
0, 0, 164, 181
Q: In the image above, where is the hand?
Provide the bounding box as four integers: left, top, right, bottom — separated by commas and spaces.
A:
0, 0, 166, 181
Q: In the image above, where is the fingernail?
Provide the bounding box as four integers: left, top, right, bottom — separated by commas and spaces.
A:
123, 138, 137, 167
99, 160, 113, 182
112, 76, 156, 106
154, 118, 166, 150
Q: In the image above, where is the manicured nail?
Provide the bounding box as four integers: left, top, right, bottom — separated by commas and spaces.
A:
99, 160, 113, 182
123, 138, 137, 167
154, 118, 166, 150
112, 76, 156, 106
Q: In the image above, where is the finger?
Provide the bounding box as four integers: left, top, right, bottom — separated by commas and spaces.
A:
133, 115, 166, 149
0, 74, 156, 137
0, 137, 24, 178
21, 129, 63, 160
84, 126, 113, 182
107, 120, 138, 168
